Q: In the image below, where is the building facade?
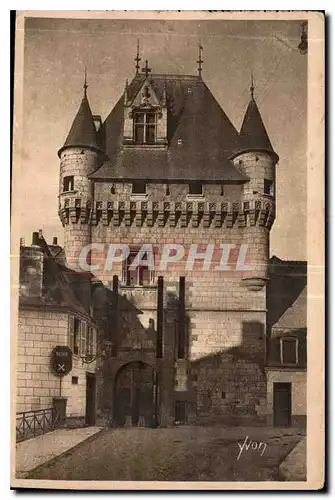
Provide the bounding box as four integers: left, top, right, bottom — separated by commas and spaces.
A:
266, 257, 307, 428
57, 56, 279, 426
17, 232, 98, 424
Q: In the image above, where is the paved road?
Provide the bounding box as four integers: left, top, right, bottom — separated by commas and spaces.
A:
29, 426, 304, 482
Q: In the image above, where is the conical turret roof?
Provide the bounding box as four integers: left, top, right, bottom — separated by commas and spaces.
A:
232, 96, 278, 162
58, 92, 101, 157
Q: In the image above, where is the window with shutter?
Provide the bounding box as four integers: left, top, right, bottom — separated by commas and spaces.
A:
68, 315, 75, 351
80, 322, 87, 356
73, 317, 80, 355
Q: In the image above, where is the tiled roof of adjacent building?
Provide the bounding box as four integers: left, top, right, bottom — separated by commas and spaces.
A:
89, 74, 249, 182
267, 256, 307, 332
273, 285, 307, 330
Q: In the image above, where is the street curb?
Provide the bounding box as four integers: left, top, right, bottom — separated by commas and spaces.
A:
17, 427, 107, 479
278, 436, 307, 481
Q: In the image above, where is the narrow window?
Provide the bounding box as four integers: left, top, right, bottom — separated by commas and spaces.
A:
189, 183, 203, 195
71, 376, 78, 385
264, 179, 274, 195
132, 181, 146, 194
165, 184, 170, 196
221, 185, 225, 196
63, 175, 74, 192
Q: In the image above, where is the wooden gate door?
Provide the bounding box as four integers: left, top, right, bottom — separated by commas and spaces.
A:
273, 382, 292, 427
85, 373, 96, 426
114, 362, 156, 427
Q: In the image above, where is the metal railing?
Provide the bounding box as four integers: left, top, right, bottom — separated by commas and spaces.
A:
16, 407, 61, 443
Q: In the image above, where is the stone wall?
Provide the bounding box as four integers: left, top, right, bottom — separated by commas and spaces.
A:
266, 368, 307, 426
88, 202, 268, 420
16, 309, 97, 419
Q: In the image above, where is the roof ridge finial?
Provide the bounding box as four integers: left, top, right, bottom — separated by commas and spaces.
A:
197, 40, 203, 78
250, 70, 255, 100
134, 39, 141, 75
141, 59, 151, 78
83, 66, 88, 97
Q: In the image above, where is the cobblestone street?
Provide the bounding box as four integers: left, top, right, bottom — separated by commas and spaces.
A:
28, 426, 305, 482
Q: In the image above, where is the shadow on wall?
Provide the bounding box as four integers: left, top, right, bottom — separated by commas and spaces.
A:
189, 321, 267, 425
90, 281, 161, 423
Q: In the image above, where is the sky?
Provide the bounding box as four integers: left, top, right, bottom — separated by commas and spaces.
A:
19, 16, 307, 260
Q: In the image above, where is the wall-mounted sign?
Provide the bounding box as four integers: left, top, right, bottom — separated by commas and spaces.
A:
51, 346, 73, 376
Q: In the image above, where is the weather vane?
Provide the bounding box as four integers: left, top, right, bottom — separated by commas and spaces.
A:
197, 41, 203, 77
83, 67, 88, 96
142, 60, 152, 78
134, 40, 141, 75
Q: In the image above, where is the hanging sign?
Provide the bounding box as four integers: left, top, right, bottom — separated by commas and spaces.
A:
51, 346, 73, 376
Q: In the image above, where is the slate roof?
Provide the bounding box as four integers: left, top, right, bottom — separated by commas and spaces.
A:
58, 93, 102, 157
273, 286, 307, 331
90, 74, 248, 183
231, 97, 278, 161
267, 256, 307, 332
19, 237, 94, 319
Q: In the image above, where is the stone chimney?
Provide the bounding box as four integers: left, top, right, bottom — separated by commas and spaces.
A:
19, 232, 44, 298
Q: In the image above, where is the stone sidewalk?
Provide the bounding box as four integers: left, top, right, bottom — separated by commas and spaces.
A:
279, 436, 306, 481
15, 426, 103, 478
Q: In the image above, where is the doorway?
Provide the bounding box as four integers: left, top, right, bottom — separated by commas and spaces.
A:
85, 373, 96, 426
114, 361, 157, 427
273, 382, 292, 426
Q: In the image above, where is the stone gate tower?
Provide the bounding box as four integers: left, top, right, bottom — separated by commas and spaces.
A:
58, 55, 279, 427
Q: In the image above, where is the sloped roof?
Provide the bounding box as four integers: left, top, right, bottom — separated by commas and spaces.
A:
273, 285, 307, 330
58, 93, 102, 157
232, 97, 278, 161
90, 74, 248, 182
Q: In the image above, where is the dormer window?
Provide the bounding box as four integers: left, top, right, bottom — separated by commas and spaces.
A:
280, 337, 298, 365
63, 175, 74, 192
134, 112, 157, 145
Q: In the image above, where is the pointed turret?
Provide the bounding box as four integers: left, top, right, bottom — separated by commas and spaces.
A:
234, 78, 278, 161
58, 83, 101, 157
238, 98, 278, 161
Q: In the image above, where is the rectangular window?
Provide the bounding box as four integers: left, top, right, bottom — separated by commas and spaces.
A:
264, 179, 274, 195
132, 181, 146, 194
63, 175, 74, 192
189, 183, 203, 195
122, 247, 155, 286
71, 376, 78, 385
134, 112, 156, 144
281, 338, 298, 364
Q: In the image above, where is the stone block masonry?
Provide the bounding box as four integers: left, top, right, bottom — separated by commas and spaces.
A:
17, 309, 97, 419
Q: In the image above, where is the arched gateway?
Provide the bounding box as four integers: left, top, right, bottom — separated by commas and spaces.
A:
113, 361, 158, 427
